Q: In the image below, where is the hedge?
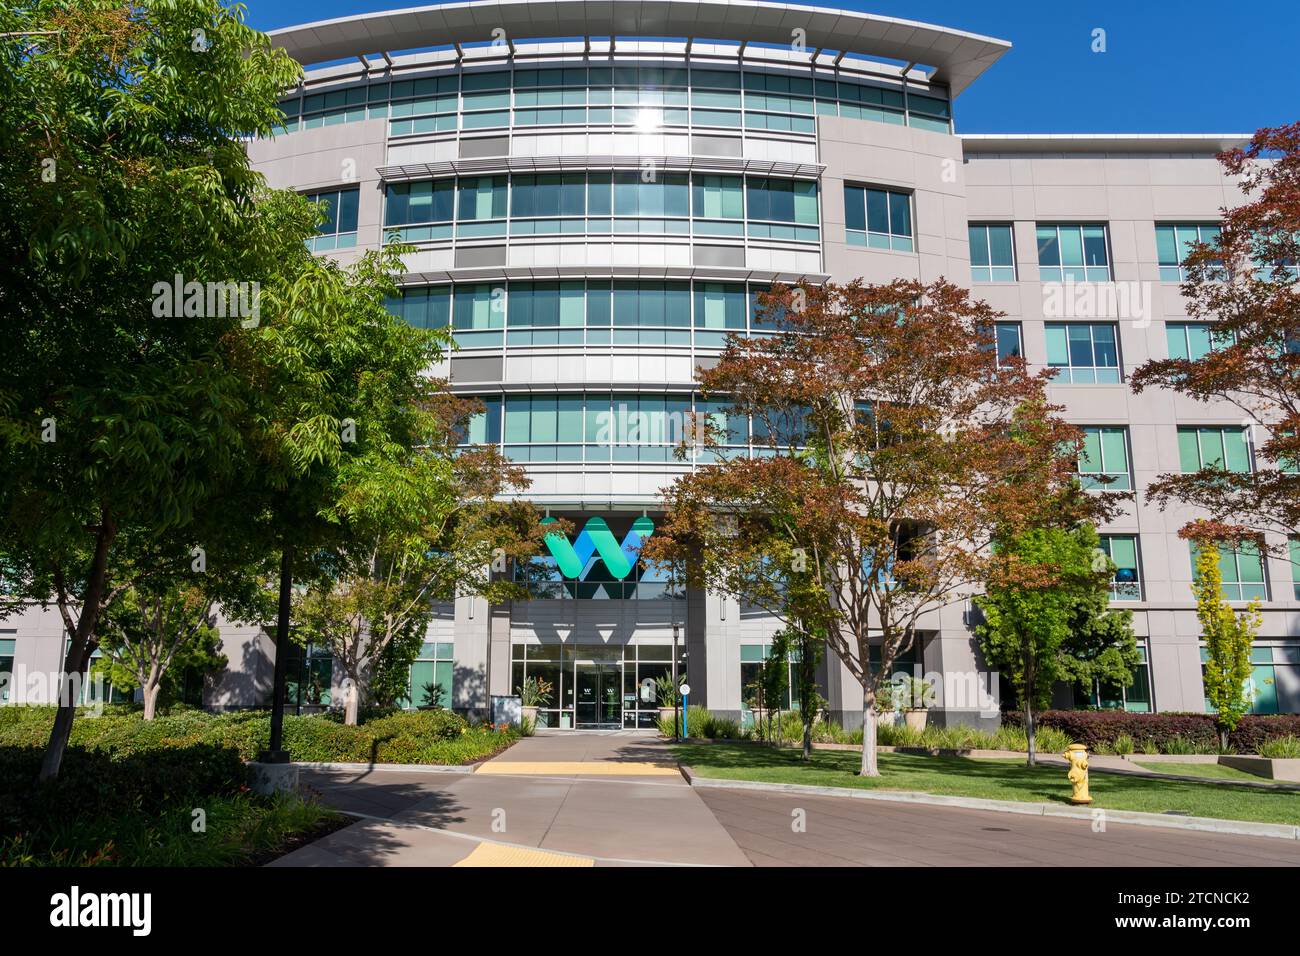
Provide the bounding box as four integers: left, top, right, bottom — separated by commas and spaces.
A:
1000, 710, 1300, 752
0, 706, 511, 765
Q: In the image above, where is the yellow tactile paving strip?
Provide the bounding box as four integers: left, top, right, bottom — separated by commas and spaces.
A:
454, 843, 595, 867
476, 760, 681, 777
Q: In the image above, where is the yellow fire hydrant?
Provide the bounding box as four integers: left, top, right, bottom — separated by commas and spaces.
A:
1063, 743, 1092, 804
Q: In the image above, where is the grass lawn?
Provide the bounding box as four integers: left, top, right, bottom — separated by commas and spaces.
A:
1131, 760, 1266, 782
674, 744, 1300, 826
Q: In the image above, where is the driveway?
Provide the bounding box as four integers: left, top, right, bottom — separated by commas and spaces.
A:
272, 731, 1300, 867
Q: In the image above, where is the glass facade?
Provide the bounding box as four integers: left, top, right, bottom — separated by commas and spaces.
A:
387, 279, 786, 349
511, 642, 686, 729
278, 65, 951, 137
383, 172, 818, 244
1166, 322, 1235, 360
402, 642, 454, 710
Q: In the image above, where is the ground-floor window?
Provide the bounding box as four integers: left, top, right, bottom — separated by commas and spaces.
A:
401, 642, 453, 709
1202, 643, 1300, 714
740, 643, 798, 726
1074, 642, 1152, 712
510, 642, 684, 729
0, 636, 14, 703
283, 642, 332, 712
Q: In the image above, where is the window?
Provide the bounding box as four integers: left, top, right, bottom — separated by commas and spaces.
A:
691, 175, 744, 223
457, 176, 508, 236
0, 636, 14, 704
1076, 642, 1151, 712
1165, 322, 1235, 361
284, 642, 333, 711
510, 173, 586, 221
403, 642, 454, 709
1191, 542, 1267, 602
387, 286, 451, 330
1202, 644, 1300, 714
845, 185, 913, 251
1044, 323, 1120, 383
385, 180, 454, 230
746, 178, 819, 241
1099, 535, 1141, 600
306, 187, 359, 252
1177, 426, 1252, 473
969, 224, 1015, 281
1079, 427, 1131, 490
1156, 223, 1221, 282
1037, 224, 1111, 282
993, 322, 1022, 365
1290, 537, 1300, 600
503, 393, 585, 462
465, 396, 502, 445
739, 643, 805, 721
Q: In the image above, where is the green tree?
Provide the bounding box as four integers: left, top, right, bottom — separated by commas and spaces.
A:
975, 522, 1137, 766
0, 0, 302, 779
1193, 541, 1262, 747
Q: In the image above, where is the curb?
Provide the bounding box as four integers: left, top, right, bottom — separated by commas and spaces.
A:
679, 766, 1300, 841
293, 761, 477, 774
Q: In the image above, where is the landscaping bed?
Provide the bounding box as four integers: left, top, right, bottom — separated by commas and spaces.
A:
0, 706, 521, 765
0, 706, 521, 866
673, 743, 1300, 826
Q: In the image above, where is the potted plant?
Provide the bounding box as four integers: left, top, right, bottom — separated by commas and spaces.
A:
895, 675, 931, 731
518, 676, 553, 726
655, 674, 681, 726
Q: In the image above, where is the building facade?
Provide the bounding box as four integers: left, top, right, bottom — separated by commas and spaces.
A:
4, 1, 1298, 727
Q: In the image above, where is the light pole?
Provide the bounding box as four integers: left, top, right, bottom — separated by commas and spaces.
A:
671, 622, 681, 742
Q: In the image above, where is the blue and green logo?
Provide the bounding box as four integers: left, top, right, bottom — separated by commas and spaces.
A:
541, 516, 655, 580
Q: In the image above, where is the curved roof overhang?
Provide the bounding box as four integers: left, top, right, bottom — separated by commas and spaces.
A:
269, 0, 1011, 96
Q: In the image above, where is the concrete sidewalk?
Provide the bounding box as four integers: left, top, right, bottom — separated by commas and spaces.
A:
272, 731, 751, 867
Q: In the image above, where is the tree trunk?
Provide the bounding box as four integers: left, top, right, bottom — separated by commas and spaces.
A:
1025, 697, 1037, 768
39, 517, 115, 782
343, 671, 359, 726
802, 716, 812, 761
859, 686, 879, 776
266, 545, 294, 759
39, 637, 92, 782
142, 681, 162, 721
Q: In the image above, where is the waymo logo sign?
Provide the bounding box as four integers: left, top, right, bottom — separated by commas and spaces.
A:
542, 516, 654, 580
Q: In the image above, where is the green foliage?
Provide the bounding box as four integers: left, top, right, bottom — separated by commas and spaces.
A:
1193, 544, 1261, 736
1258, 735, 1300, 759
976, 523, 1137, 727
518, 676, 553, 708
0, 706, 516, 765
655, 673, 682, 707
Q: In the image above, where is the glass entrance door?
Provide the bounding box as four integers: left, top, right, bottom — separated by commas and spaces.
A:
575, 662, 621, 728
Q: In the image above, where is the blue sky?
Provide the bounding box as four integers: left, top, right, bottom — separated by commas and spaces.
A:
248, 0, 1299, 134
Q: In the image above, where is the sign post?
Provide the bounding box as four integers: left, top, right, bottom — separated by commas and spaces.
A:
680, 683, 691, 738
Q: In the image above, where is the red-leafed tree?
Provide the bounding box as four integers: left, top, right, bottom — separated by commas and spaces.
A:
644, 279, 1101, 776
1131, 123, 1300, 551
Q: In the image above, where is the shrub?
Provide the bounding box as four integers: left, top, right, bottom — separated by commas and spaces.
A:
1258, 735, 1300, 759
1001, 711, 1300, 754
1112, 733, 1135, 756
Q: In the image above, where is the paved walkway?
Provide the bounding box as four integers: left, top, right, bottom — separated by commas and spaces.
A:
272, 731, 750, 867
272, 731, 1300, 867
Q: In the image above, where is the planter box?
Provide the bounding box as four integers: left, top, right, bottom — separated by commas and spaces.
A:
1218, 755, 1300, 782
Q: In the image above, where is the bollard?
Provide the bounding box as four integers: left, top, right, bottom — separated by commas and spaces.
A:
1063, 743, 1092, 805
